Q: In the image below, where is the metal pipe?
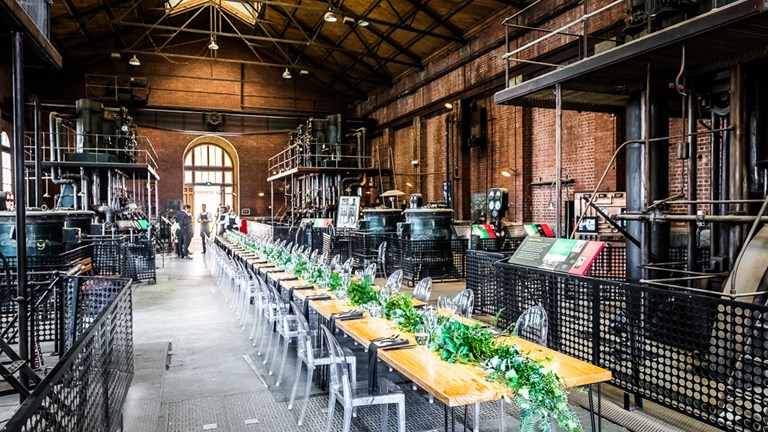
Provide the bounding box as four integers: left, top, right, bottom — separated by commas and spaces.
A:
710, 111, 721, 264
32, 97, 42, 207
625, 92, 644, 283
555, 83, 563, 237
728, 193, 768, 295
686, 94, 698, 275
729, 65, 748, 269
656, 199, 765, 204
617, 214, 768, 222
641, 265, 729, 277
12, 31, 29, 368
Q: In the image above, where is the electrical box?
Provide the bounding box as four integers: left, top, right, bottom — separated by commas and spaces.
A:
573, 191, 626, 241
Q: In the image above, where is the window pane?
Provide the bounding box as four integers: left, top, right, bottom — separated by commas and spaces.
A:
184, 171, 192, 184
185, 153, 193, 165
224, 172, 232, 184
200, 145, 208, 166
223, 153, 232, 167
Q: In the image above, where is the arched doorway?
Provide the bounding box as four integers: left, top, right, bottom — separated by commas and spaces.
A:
182, 136, 239, 233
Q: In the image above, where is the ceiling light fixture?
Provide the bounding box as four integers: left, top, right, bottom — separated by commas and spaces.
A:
358, 19, 369, 27
343, 16, 355, 25
444, 102, 453, 110
208, 36, 219, 50
128, 54, 141, 66
299, 69, 309, 75
282, 68, 292, 79
324, 11, 337, 22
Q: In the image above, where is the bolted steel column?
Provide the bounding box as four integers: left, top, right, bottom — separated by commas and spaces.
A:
648, 92, 670, 274
12, 32, 29, 365
729, 65, 748, 269
687, 95, 698, 275
625, 93, 644, 283
555, 83, 563, 237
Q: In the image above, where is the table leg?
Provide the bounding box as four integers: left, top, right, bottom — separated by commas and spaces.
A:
598, 383, 603, 432
444, 405, 448, 432
463, 405, 468, 432
451, 407, 456, 432
588, 384, 597, 432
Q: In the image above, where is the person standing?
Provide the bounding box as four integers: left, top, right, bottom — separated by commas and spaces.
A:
198, 203, 212, 253
180, 205, 194, 259
174, 205, 186, 258
217, 205, 229, 236
227, 208, 240, 231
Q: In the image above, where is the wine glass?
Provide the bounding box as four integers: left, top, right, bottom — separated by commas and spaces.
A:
368, 302, 382, 318
414, 324, 430, 346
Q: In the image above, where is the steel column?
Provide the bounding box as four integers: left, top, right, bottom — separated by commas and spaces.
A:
625, 93, 644, 283
555, 83, 563, 236
728, 65, 748, 268
686, 95, 698, 275
12, 31, 29, 366
33, 97, 42, 207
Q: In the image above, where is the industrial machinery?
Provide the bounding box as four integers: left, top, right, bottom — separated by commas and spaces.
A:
39, 98, 159, 236
359, 208, 403, 232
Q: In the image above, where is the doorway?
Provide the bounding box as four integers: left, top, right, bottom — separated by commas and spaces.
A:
182, 136, 239, 235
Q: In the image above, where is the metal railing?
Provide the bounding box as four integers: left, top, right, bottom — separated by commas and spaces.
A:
493, 261, 764, 431
268, 143, 371, 174
2, 276, 133, 432
16, 0, 50, 37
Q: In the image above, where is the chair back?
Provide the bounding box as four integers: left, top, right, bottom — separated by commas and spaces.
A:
385, 270, 403, 292
290, 302, 315, 363
330, 254, 340, 269
454, 289, 474, 318
363, 263, 377, 280
514, 306, 548, 346
412, 277, 432, 303
377, 242, 387, 261
320, 324, 352, 402
342, 257, 354, 273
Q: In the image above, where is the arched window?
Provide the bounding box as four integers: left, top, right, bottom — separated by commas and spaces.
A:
0, 132, 11, 192
182, 137, 238, 216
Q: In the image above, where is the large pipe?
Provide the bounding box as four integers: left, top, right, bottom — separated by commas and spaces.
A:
649, 92, 670, 277
12, 31, 29, 367
687, 95, 698, 275
32, 97, 42, 207
555, 83, 563, 237
729, 65, 749, 268
625, 93, 644, 283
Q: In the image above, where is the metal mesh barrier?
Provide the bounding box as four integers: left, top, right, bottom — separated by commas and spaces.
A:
92, 237, 125, 276
16, 0, 50, 36
493, 262, 768, 432
388, 238, 467, 283
123, 239, 156, 284
322, 232, 352, 263
2, 276, 133, 432
350, 232, 395, 268
0, 244, 94, 344
466, 250, 512, 315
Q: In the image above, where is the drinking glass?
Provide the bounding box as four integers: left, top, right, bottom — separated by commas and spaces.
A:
368, 302, 382, 318
414, 324, 430, 346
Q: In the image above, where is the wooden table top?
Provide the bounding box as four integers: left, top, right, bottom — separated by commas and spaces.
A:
219, 238, 611, 403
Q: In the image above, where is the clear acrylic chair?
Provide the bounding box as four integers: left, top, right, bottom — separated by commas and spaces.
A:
513, 305, 548, 346
267, 284, 299, 386
320, 324, 405, 432
376, 241, 388, 278
384, 270, 403, 293
363, 263, 378, 280
453, 289, 474, 318
498, 306, 550, 431
287, 302, 357, 426
411, 277, 432, 303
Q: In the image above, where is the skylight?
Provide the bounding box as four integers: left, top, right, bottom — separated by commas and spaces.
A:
165, 0, 262, 26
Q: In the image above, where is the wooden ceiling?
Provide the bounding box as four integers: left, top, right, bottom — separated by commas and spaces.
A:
48, 0, 522, 100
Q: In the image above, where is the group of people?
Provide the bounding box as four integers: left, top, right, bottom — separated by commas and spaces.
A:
172, 204, 241, 258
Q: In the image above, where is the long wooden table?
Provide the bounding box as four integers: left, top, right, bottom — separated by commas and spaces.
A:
216, 236, 611, 430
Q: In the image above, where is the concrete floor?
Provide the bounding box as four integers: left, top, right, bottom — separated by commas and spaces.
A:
128, 240, 656, 432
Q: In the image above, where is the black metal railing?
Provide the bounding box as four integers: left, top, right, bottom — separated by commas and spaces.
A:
387, 238, 467, 283
92, 236, 156, 284
493, 262, 764, 431
0, 244, 94, 344
2, 276, 133, 432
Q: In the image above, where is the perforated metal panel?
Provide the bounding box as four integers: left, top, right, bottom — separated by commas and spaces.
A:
493, 261, 768, 432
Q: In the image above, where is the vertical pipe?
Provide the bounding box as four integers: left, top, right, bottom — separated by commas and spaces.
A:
710, 112, 721, 268
649, 92, 670, 272
12, 31, 29, 366
719, 116, 730, 261
625, 92, 644, 283
555, 84, 563, 237
33, 97, 41, 207
687, 95, 698, 275
729, 65, 748, 268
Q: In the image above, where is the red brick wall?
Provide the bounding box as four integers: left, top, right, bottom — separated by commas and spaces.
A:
142, 128, 287, 217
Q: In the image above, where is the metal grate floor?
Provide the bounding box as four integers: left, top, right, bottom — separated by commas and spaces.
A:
124, 342, 172, 432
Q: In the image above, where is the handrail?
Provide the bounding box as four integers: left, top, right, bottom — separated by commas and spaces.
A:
2, 277, 133, 432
